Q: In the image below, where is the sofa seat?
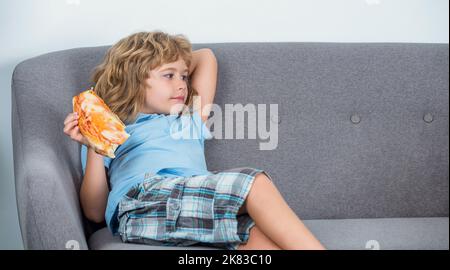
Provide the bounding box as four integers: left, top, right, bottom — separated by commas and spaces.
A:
88, 217, 449, 250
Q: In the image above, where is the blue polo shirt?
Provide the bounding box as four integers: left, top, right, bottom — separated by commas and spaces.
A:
81, 110, 213, 234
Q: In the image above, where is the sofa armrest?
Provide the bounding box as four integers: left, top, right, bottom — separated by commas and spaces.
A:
12, 82, 88, 249
13, 152, 89, 250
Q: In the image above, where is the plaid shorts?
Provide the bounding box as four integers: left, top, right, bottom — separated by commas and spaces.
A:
117, 167, 273, 250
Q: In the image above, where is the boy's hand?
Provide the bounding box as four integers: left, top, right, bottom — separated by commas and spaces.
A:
63, 112, 90, 147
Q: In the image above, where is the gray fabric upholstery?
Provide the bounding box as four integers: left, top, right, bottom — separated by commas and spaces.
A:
12, 42, 448, 250
89, 228, 222, 250
89, 217, 449, 250
304, 217, 449, 250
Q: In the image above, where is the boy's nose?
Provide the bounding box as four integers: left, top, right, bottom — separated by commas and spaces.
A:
176, 80, 187, 90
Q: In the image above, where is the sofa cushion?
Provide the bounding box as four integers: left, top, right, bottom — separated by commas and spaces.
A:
89, 217, 448, 250
303, 217, 449, 250
88, 227, 222, 250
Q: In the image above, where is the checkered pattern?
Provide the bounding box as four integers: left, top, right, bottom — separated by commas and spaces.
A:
117, 167, 273, 250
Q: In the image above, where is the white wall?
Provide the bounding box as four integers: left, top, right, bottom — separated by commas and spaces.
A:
0, 0, 448, 249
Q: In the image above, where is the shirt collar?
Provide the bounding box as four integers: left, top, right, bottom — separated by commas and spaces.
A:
132, 112, 182, 125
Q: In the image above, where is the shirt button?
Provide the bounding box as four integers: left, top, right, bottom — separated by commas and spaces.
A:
171, 201, 180, 210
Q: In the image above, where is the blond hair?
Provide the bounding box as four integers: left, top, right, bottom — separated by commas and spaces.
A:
90, 31, 197, 125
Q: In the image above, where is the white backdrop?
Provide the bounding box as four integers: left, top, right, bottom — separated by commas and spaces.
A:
0, 0, 448, 249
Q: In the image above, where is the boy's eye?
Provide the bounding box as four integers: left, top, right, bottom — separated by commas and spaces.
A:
164, 74, 189, 81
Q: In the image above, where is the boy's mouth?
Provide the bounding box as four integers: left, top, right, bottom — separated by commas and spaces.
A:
170, 96, 185, 102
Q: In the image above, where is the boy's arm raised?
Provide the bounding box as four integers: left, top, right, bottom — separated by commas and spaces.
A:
189, 48, 218, 123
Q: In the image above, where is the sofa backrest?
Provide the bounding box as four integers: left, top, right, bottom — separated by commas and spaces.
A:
12, 42, 448, 249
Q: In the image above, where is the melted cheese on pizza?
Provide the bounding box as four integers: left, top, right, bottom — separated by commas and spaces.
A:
72, 89, 130, 158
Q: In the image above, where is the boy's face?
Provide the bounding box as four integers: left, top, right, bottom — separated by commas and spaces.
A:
142, 57, 189, 115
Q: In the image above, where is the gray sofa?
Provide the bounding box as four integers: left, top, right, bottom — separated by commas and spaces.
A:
12, 42, 449, 250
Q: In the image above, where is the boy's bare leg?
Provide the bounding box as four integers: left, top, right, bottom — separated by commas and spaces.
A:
237, 225, 282, 250
240, 173, 326, 250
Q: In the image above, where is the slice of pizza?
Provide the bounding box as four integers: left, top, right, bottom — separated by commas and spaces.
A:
72, 89, 130, 158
